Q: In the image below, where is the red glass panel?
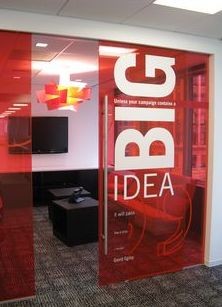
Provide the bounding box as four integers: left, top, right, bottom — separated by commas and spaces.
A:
99, 41, 209, 284
0, 31, 34, 301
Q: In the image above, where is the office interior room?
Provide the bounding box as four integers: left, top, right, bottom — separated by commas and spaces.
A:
0, 0, 222, 305
31, 34, 99, 171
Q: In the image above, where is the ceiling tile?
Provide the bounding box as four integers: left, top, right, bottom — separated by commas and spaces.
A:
187, 12, 222, 39
123, 4, 222, 39
32, 35, 74, 53
59, 0, 152, 23
0, 0, 66, 15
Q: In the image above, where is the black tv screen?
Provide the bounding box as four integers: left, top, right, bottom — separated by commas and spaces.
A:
32, 117, 68, 154
8, 116, 68, 154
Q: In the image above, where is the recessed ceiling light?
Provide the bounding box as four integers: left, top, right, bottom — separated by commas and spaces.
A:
8, 107, 21, 110
36, 42, 48, 48
13, 103, 29, 107
154, 0, 222, 14
99, 46, 137, 57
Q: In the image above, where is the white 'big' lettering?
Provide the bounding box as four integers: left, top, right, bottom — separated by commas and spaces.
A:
114, 107, 175, 170
113, 54, 176, 199
114, 54, 175, 97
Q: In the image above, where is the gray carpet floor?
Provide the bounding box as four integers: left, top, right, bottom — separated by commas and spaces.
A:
2, 206, 222, 307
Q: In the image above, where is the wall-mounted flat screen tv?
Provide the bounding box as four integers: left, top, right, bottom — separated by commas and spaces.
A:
8, 116, 68, 154
32, 117, 68, 154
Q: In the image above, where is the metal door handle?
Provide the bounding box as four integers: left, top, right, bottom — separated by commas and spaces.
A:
103, 95, 108, 255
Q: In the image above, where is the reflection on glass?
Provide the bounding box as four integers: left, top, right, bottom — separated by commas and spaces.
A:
0, 31, 34, 302
99, 41, 209, 285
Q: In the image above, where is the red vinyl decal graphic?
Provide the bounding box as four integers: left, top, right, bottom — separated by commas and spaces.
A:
99, 42, 209, 284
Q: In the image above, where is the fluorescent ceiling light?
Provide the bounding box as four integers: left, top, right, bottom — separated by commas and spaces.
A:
154, 0, 222, 14
32, 60, 97, 75
8, 107, 21, 110
36, 42, 48, 48
99, 46, 136, 57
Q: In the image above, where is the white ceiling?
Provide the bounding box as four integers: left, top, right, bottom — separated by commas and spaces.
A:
0, 0, 222, 40
31, 35, 99, 87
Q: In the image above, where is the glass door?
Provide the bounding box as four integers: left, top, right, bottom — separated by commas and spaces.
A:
99, 41, 209, 284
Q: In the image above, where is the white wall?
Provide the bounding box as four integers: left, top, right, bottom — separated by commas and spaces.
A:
31, 83, 98, 171
0, 9, 222, 270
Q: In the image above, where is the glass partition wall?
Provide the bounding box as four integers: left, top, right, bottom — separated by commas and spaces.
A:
0, 31, 209, 301
0, 31, 34, 302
